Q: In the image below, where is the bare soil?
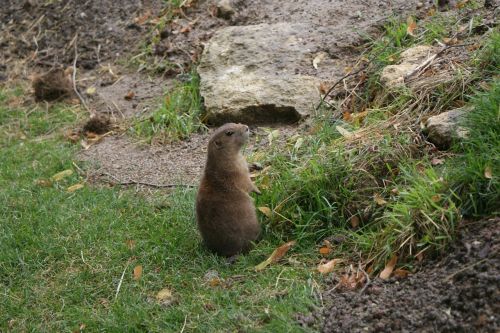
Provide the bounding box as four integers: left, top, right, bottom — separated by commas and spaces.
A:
298, 218, 500, 332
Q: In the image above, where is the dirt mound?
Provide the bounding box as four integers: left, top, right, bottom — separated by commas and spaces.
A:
300, 218, 500, 332
0, 0, 161, 72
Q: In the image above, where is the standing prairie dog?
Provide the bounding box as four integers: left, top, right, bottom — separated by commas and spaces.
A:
196, 123, 261, 257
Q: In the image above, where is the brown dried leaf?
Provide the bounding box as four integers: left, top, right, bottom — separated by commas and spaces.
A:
133, 265, 143, 280
393, 268, 410, 278
35, 179, 53, 187
317, 258, 344, 274
342, 112, 352, 121
67, 183, 84, 193
156, 287, 174, 306
124, 91, 135, 100
125, 239, 136, 250
51, 169, 73, 182
255, 241, 296, 271
319, 82, 330, 95
319, 247, 331, 255
484, 166, 492, 179
379, 255, 398, 280
258, 206, 272, 218
374, 193, 387, 206
350, 215, 360, 228
431, 194, 441, 202
431, 158, 445, 166
406, 17, 417, 36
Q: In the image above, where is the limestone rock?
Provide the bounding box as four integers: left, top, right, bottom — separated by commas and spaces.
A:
381, 45, 436, 89
216, 0, 235, 19
424, 107, 471, 149
198, 23, 321, 125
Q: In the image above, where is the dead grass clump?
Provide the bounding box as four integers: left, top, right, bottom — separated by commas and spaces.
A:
32, 68, 73, 102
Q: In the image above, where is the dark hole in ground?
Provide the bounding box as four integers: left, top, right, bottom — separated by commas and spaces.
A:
206, 105, 302, 126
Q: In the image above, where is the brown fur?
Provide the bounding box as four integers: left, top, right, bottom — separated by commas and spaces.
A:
196, 123, 261, 257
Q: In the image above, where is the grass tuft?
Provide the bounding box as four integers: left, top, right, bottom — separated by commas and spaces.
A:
131, 71, 206, 142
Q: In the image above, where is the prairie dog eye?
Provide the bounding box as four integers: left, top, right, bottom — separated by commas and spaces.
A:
225, 131, 234, 136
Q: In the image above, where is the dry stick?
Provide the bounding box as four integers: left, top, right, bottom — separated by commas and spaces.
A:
72, 36, 91, 114
317, 44, 390, 110
359, 266, 371, 295
179, 315, 188, 333
102, 172, 195, 188
444, 258, 488, 282
404, 43, 474, 81
115, 261, 130, 300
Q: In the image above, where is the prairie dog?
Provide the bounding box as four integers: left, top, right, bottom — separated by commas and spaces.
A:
196, 123, 261, 257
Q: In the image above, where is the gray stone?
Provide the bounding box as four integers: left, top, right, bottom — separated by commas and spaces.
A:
216, 0, 236, 19
424, 107, 471, 149
198, 23, 322, 125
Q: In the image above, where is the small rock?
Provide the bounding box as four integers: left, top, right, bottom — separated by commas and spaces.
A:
423, 107, 471, 149
216, 0, 235, 19
380, 45, 436, 90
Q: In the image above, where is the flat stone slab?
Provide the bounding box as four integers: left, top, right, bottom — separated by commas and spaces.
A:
198, 0, 422, 125
198, 23, 324, 124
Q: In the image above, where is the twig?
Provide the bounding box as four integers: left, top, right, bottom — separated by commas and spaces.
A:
359, 266, 371, 294
444, 258, 488, 282
72, 35, 91, 114
115, 261, 130, 300
180, 315, 188, 333
101, 172, 196, 188
404, 43, 474, 81
317, 44, 389, 110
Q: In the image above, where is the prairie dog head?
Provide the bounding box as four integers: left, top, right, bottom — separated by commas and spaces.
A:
208, 123, 250, 156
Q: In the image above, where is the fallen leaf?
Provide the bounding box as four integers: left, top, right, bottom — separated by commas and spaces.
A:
124, 91, 135, 100
80, 140, 91, 150
406, 16, 417, 36
156, 287, 174, 306
319, 247, 331, 255
312, 52, 326, 69
431, 194, 441, 202
342, 112, 352, 121
67, 183, 84, 193
350, 215, 360, 228
268, 129, 280, 145
393, 268, 410, 278
319, 82, 330, 95
134, 10, 151, 25
431, 158, 445, 165
125, 239, 136, 250
350, 111, 369, 122
35, 179, 53, 187
258, 207, 272, 218
379, 255, 398, 280
294, 137, 304, 150
339, 269, 366, 290
317, 258, 344, 274
255, 241, 296, 271
65, 130, 80, 143
85, 86, 96, 95
374, 193, 387, 206
336, 126, 353, 138
442, 37, 458, 45
133, 265, 143, 280
51, 169, 73, 182
484, 166, 492, 179
456, 0, 469, 9
180, 25, 191, 33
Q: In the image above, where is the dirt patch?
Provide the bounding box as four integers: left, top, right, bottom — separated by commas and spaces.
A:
0, 0, 162, 73
84, 72, 168, 119
299, 218, 500, 332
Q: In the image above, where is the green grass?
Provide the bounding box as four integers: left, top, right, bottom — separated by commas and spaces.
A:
131, 71, 206, 143
0, 88, 320, 332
